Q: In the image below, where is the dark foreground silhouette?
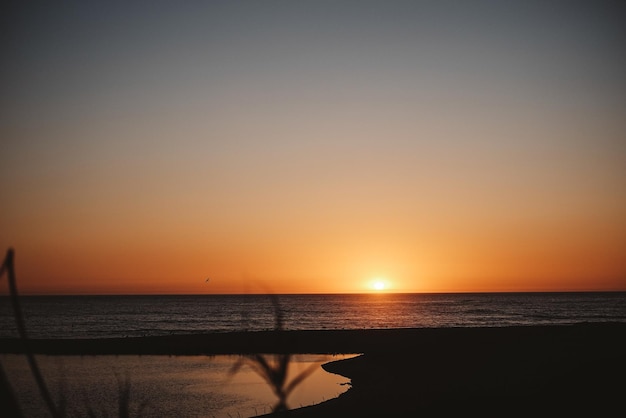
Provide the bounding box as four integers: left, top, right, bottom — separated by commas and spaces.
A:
283, 324, 626, 417
2, 323, 625, 417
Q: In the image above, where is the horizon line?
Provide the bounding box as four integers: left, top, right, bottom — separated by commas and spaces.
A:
3, 289, 626, 297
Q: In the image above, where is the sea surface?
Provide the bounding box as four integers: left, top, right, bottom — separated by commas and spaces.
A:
1, 292, 625, 339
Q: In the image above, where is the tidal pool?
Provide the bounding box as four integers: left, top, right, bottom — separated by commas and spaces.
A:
1, 353, 356, 417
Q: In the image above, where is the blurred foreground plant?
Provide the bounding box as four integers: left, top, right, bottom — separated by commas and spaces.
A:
229, 295, 319, 413
1, 248, 59, 418
1, 248, 146, 417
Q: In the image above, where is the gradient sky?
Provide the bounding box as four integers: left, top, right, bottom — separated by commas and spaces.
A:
2, 1, 625, 294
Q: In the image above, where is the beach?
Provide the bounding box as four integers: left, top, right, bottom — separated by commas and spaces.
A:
2, 323, 625, 417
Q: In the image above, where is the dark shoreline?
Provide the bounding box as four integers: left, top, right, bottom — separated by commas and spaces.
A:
1, 322, 624, 355
2, 323, 625, 417
280, 323, 626, 417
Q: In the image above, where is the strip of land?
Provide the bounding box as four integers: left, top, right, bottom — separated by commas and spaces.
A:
279, 323, 626, 417
2, 323, 625, 417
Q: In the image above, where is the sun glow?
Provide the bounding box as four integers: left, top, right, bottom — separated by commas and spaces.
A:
369, 278, 390, 292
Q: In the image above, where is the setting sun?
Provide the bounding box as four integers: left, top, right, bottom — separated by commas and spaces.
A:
370, 278, 390, 292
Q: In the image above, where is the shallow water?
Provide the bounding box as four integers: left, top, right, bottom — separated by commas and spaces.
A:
1, 354, 355, 418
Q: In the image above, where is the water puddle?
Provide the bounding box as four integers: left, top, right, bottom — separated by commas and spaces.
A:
1, 353, 357, 417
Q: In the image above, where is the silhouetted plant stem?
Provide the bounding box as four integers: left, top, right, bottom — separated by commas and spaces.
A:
1, 248, 60, 418
229, 294, 319, 413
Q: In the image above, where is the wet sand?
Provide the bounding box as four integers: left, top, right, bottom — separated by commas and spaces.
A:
2, 323, 625, 417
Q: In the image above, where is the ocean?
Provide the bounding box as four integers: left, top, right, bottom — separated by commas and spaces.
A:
1, 292, 625, 339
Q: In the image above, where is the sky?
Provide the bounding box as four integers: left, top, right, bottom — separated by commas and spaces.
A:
1, 1, 625, 294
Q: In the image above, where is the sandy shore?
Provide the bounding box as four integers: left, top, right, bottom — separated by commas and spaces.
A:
2, 323, 625, 417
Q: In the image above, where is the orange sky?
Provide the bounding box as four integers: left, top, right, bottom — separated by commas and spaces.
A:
2, 2, 625, 295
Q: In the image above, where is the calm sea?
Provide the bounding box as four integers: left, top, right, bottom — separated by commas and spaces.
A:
2, 292, 625, 339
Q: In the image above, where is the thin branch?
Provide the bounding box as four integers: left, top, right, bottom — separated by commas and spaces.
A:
2, 249, 60, 418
